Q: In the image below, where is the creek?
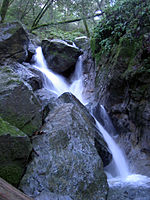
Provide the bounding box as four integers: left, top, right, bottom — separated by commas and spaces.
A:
33, 46, 150, 199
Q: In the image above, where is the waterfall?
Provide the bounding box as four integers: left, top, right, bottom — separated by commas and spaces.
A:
100, 105, 117, 137
33, 47, 86, 104
95, 119, 129, 178
95, 105, 130, 178
32, 46, 150, 188
32, 46, 130, 180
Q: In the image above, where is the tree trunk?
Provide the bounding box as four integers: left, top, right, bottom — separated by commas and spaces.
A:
0, 0, 10, 23
0, 177, 33, 200
81, 0, 90, 37
31, 0, 54, 29
82, 17, 90, 38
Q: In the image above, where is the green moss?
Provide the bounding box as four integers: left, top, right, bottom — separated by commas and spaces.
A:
1, 113, 40, 136
0, 117, 26, 137
117, 38, 134, 57
1, 66, 13, 73
21, 122, 39, 136
0, 164, 23, 187
120, 36, 150, 79
6, 79, 22, 86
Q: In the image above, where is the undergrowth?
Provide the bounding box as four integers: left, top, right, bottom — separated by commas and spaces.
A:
91, 0, 150, 64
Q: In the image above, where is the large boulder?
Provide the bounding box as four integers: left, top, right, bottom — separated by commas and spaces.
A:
41, 39, 82, 74
0, 65, 42, 135
11, 62, 43, 91
58, 92, 112, 167
20, 95, 109, 200
0, 22, 30, 64
0, 117, 32, 187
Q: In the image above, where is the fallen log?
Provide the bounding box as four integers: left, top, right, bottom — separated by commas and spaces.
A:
0, 177, 34, 200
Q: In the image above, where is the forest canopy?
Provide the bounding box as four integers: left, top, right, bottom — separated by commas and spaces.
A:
0, 0, 149, 41
0, 0, 115, 39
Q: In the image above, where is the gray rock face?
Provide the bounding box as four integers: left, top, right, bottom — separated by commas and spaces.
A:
0, 22, 30, 64
93, 31, 150, 176
35, 190, 72, 200
11, 62, 43, 91
107, 182, 150, 200
0, 117, 32, 187
82, 45, 96, 105
0, 65, 42, 136
58, 93, 112, 167
41, 39, 82, 74
20, 97, 109, 200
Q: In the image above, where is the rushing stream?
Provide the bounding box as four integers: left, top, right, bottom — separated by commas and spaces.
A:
33, 47, 86, 104
33, 46, 150, 191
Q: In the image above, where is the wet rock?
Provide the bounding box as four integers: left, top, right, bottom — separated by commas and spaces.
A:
82, 45, 96, 104
0, 22, 29, 64
0, 22, 40, 66
58, 92, 95, 123
58, 92, 112, 167
41, 39, 82, 74
35, 190, 72, 200
0, 117, 32, 186
20, 98, 109, 200
11, 62, 43, 91
0, 66, 42, 136
34, 88, 57, 108
93, 23, 150, 176
74, 36, 89, 50
107, 182, 150, 200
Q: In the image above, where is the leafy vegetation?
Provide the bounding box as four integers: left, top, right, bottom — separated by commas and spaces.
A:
0, 0, 112, 40
33, 27, 85, 41
91, 0, 150, 63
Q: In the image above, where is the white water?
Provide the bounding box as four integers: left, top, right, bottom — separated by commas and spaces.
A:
96, 119, 129, 178
33, 47, 86, 104
96, 107, 150, 187
33, 46, 150, 188
100, 105, 117, 137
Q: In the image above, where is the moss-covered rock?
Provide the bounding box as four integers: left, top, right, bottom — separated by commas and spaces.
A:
0, 65, 42, 136
0, 117, 32, 187
41, 39, 82, 74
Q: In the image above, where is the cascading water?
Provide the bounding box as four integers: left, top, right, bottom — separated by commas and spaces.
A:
95, 119, 129, 178
33, 47, 86, 104
96, 106, 150, 189
95, 105, 130, 178
32, 46, 150, 188
99, 105, 117, 137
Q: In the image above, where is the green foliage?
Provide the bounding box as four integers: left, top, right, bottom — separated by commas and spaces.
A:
91, 0, 150, 63
33, 27, 85, 41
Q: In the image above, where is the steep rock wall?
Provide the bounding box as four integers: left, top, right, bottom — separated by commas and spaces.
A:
91, 0, 150, 175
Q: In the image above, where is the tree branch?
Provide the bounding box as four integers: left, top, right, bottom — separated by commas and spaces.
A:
31, 12, 104, 31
